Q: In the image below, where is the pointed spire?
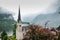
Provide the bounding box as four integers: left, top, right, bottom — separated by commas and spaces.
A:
17, 6, 21, 23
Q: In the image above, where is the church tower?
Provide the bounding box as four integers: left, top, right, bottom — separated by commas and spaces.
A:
16, 6, 23, 40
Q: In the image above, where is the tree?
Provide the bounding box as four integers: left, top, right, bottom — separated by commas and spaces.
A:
58, 32, 60, 40
30, 25, 38, 40
45, 21, 50, 28
1, 30, 8, 40
8, 36, 16, 40
13, 23, 17, 36
3, 35, 8, 40
56, 26, 60, 31
58, 12, 60, 14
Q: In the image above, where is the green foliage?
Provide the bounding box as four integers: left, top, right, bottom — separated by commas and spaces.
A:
58, 32, 60, 40
58, 12, 60, 14
28, 25, 38, 40
8, 35, 16, 40
0, 14, 16, 32
1, 30, 8, 40
3, 35, 8, 40
13, 23, 17, 36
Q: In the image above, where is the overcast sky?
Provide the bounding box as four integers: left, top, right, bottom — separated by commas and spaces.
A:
0, 0, 59, 21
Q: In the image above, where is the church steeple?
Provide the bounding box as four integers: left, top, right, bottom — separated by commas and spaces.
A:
17, 6, 21, 23
16, 6, 23, 40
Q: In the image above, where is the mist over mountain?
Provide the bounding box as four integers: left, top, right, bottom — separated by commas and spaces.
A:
0, 7, 16, 34
32, 7, 60, 28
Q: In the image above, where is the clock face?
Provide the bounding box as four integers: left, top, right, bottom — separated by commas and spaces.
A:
19, 25, 21, 27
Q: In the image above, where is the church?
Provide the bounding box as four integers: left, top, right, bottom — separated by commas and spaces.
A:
16, 7, 30, 40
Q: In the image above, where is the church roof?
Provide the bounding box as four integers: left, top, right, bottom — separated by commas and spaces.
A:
17, 6, 21, 23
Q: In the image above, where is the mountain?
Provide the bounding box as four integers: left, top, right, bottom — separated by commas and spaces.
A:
32, 8, 60, 28
0, 7, 16, 35
32, 13, 60, 28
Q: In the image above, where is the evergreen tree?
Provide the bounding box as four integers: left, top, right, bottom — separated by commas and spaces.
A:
1, 30, 8, 40
13, 23, 17, 36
